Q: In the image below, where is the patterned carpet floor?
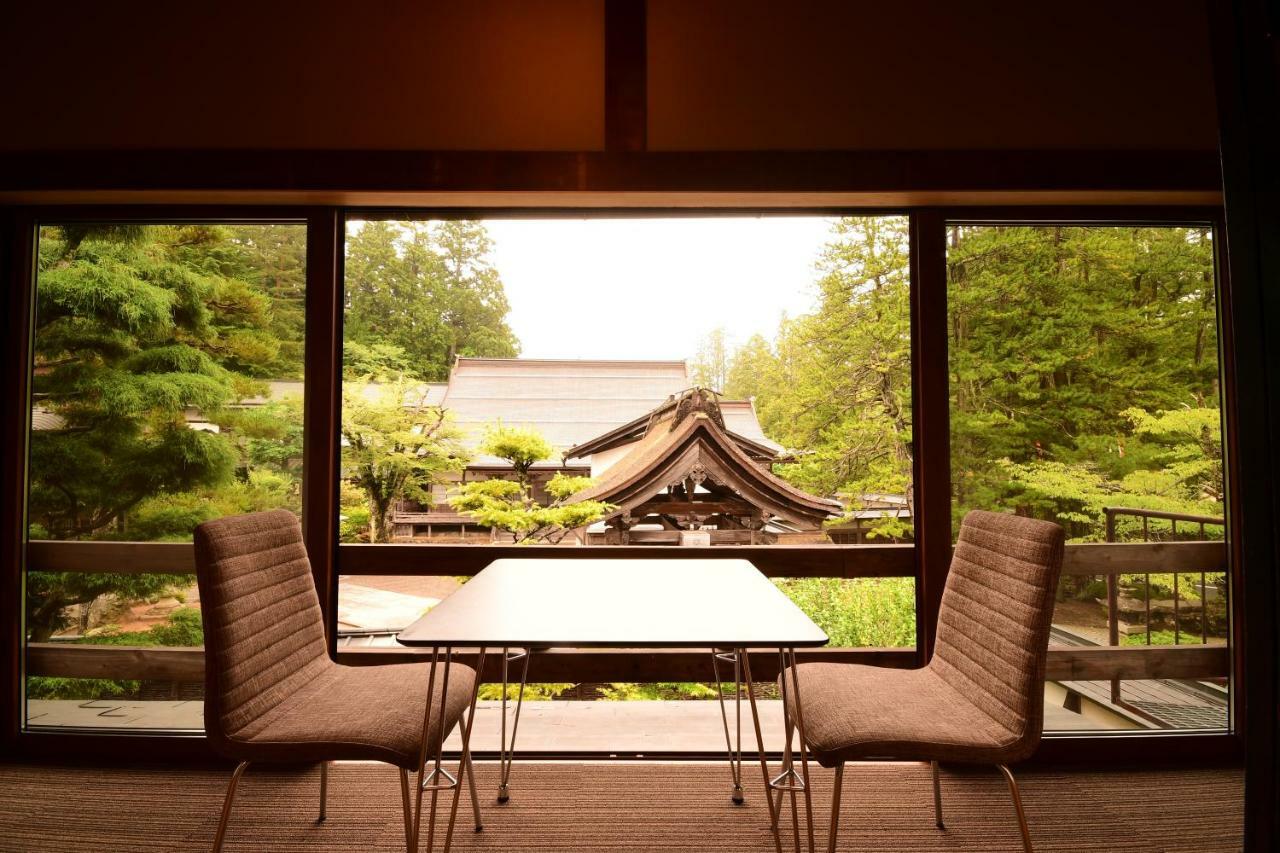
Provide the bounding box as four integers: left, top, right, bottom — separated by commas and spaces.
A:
0, 760, 1242, 852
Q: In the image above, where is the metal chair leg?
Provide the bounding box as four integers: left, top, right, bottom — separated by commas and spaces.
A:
931, 760, 944, 829
319, 761, 329, 822
996, 764, 1034, 853
211, 761, 249, 853
827, 763, 843, 853
400, 768, 415, 853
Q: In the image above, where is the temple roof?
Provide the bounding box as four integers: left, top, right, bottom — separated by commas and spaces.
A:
440, 358, 692, 465
565, 389, 841, 528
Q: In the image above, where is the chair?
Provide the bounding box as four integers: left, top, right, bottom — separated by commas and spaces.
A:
194, 509, 481, 853
784, 510, 1065, 852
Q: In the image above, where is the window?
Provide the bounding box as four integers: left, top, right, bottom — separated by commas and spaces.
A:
947, 223, 1228, 732
24, 221, 307, 730
336, 215, 917, 711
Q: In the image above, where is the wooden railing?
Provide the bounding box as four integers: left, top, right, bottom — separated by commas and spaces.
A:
1098, 507, 1228, 708
24, 537, 1231, 687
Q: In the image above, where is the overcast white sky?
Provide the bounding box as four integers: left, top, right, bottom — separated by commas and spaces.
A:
484, 217, 838, 360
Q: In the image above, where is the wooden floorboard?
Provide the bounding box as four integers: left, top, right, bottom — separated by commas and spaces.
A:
0, 760, 1242, 852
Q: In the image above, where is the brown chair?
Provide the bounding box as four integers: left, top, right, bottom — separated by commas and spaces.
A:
195, 509, 481, 853
784, 510, 1065, 853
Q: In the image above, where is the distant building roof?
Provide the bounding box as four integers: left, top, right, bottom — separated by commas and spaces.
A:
441, 358, 692, 465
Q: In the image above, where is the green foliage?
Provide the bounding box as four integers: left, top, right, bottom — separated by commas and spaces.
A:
341, 380, 468, 542
597, 682, 721, 701
479, 425, 554, 485
27, 223, 307, 642
83, 607, 204, 647
476, 683, 575, 701
690, 327, 730, 390
26, 607, 204, 700
26, 677, 139, 701
344, 220, 519, 381
723, 218, 914, 535
342, 340, 420, 381
774, 578, 916, 648
947, 225, 1221, 538
451, 426, 612, 543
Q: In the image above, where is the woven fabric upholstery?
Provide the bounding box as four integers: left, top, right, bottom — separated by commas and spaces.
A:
786, 510, 1064, 767
195, 510, 475, 767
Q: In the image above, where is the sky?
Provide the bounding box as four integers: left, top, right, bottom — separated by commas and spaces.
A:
483, 217, 839, 360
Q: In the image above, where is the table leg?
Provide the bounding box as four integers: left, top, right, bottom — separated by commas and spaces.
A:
497, 646, 532, 803
787, 648, 816, 853
711, 648, 746, 804
741, 648, 783, 853
443, 647, 486, 852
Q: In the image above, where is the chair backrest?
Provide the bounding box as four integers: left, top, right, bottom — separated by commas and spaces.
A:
928, 510, 1065, 754
194, 509, 330, 742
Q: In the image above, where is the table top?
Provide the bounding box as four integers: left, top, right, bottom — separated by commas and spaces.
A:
396, 558, 829, 649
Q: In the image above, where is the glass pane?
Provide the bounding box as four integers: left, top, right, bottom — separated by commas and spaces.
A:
24, 222, 307, 730
337, 216, 916, 658
946, 224, 1228, 733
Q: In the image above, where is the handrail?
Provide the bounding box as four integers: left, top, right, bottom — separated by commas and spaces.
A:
1100, 506, 1227, 707
26, 642, 1229, 684
26, 539, 1227, 577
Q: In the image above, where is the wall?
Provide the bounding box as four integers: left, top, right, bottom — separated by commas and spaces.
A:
0, 0, 1216, 154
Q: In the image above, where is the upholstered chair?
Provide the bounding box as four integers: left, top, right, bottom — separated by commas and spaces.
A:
784, 510, 1065, 853
195, 510, 480, 853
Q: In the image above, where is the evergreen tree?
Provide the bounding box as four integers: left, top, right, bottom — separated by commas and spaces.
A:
27, 224, 301, 639
344, 220, 519, 381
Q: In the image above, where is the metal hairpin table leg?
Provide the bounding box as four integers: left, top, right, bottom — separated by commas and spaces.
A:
741, 648, 783, 853
711, 648, 746, 804
497, 646, 532, 803
769, 647, 815, 853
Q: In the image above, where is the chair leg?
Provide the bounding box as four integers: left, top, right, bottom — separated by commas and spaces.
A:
996, 764, 1034, 853
931, 760, 944, 829
400, 768, 414, 853
212, 761, 249, 853
319, 761, 329, 822
465, 748, 482, 832
827, 763, 844, 853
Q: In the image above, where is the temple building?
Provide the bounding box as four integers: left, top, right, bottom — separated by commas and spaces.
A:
390, 358, 844, 543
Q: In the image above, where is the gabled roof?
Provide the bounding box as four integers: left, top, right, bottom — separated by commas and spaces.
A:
565, 398, 841, 528
440, 357, 692, 464
564, 391, 782, 462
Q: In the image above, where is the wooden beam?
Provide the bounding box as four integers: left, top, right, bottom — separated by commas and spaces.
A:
1, 209, 36, 754
303, 208, 343, 654
604, 0, 646, 152
0, 150, 1222, 198
26, 643, 204, 682
25, 539, 1229, 578
911, 208, 950, 661
26, 541, 196, 574
25, 642, 1229, 684
631, 499, 755, 517
336, 542, 914, 578
1045, 644, 1230, 681
1061, 541, 1227, 575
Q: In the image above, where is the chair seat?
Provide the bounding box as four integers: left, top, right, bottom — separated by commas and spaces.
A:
217, 660, 477, 768
784, 662, 1026, 767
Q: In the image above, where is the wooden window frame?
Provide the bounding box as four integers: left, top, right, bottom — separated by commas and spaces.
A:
0, 201, 1243, 766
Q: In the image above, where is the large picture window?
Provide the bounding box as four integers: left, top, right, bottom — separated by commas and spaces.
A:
336, 215, 917, 712
946, 222, 1228, 732
23, 221, 307, 731
6, 207, 1236, 756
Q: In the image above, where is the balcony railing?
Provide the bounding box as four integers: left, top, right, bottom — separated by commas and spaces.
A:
24, 535, 1230, 698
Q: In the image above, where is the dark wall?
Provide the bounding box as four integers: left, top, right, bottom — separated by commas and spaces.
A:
1, 0, 1215, 153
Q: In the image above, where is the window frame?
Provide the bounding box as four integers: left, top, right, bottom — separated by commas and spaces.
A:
0, 202, 1241, 765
